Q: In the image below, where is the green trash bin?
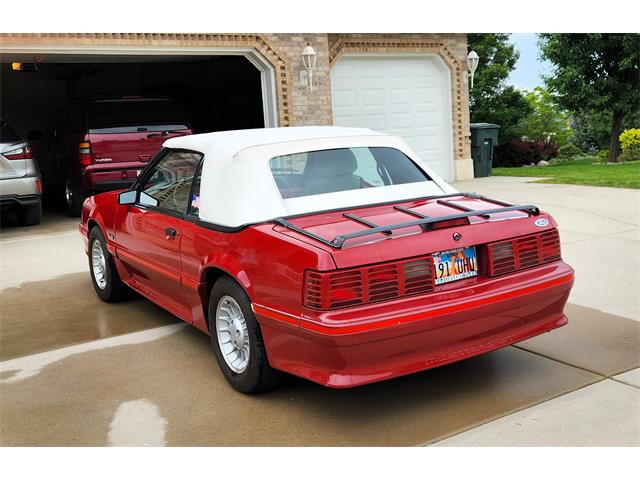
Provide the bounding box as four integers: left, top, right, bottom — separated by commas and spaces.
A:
470, 123, 500, 178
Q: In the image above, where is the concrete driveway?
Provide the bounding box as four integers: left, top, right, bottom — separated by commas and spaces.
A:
0, 178, 638, 446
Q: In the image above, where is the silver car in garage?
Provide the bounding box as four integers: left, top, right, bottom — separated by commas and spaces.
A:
0, 120, 42, 225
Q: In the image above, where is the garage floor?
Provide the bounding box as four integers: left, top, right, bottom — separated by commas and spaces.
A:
0, 178, 638, 446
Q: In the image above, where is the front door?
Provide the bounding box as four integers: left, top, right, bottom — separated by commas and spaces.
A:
115, 149, 202, 312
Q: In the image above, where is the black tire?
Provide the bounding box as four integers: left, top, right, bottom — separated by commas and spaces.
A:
88, 227, 129, 302
18, 202, 42, 226
208, 275, 284, 393
64, 177, 84, 217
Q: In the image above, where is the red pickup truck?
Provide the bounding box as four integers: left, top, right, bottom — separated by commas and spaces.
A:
40, 96, 193, 216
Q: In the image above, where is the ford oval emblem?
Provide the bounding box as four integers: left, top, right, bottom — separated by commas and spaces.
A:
535, 218, 549, 227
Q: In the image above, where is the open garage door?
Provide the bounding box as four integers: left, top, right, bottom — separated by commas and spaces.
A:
0, 47, 277, 212
331, 55, 454, 181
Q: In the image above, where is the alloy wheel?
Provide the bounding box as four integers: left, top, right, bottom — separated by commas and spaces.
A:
215, 295, 250, 373
91, 239, 107, 290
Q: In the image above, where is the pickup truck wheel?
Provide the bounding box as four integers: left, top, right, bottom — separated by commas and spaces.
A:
208, 276, 284, 393
64, 178, 84, 217
88, 227, 129, 302
18, 202, 42, 226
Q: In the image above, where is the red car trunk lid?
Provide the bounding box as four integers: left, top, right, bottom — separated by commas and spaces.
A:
274, 195, 552, 269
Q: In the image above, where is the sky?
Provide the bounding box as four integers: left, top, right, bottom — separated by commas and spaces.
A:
506, 33, 553, 91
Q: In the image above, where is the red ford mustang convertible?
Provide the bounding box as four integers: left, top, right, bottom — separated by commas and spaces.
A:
80, 126, 574, 392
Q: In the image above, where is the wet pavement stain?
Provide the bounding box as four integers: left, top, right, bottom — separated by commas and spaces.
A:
0, 272, 179, 361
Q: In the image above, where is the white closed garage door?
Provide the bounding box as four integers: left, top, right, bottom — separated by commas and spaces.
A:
331, 55, 454, 180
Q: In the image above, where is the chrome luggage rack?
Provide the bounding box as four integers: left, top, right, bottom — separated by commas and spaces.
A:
273, 192, 540, 249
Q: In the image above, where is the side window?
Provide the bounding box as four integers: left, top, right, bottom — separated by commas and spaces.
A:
187, 167, 202, 218
139, 150, 202, 214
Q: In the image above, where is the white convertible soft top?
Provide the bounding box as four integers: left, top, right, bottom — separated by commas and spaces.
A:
163, 126, 456, 227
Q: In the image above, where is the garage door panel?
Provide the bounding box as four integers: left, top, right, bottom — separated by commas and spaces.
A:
390, 113, 414, 130
332, 115, 361, 128
414, 61, 437, 76
388, 60, 416, 77
333, 89, 358, 109
409, 137, 438, 150
331, 62, 357, 80
362, 89, 385, 106
361, 62, 385, 78
389, 88, 413, 105
358, 114, 388, 130
331, 56, 453, 180
415, 87, 439, 104
415, 112, 441, 128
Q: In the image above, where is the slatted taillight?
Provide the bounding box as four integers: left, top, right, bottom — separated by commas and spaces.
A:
304, 256, 435, 310
539, 229, 561, 262
487, 228, 561, 277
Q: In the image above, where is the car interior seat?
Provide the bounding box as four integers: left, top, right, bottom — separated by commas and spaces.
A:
302, 149, 361, 196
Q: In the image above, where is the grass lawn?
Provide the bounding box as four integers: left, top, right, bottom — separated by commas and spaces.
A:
491, 157, 640, 189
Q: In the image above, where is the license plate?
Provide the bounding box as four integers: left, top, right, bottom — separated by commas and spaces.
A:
433, 246, 478, 285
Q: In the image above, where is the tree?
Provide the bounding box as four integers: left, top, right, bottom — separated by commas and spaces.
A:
475, 86, 532, 143
570, 111, 607, 151
539, 34, 640, 162
520, 87, 571, 146
467, 34, 533, 143
571, 109, 640, 152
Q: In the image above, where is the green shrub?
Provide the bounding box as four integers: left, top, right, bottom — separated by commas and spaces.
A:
558, 144, 581, 158
597, 149, 610, 163
619, 128, 640, 161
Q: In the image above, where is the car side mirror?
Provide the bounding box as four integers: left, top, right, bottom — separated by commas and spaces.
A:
118, 190, 138, 205
27, 130, 43, 141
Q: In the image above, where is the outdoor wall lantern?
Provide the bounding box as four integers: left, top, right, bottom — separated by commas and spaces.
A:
467, 50, 479, 89
301, 43, 318, 91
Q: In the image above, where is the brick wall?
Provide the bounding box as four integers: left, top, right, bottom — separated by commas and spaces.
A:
263, 34, 333, 127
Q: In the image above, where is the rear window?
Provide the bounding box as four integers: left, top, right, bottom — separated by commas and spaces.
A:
0, 121, 22, 143
269, 147, 431, 199
88, 100, 189, 133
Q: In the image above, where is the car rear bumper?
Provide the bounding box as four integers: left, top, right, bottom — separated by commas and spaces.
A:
0, 193, 41, 209
0, 174, 41, 198
253, 261, 574, 388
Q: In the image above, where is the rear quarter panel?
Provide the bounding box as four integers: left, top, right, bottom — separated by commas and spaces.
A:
180, 223, 336, 333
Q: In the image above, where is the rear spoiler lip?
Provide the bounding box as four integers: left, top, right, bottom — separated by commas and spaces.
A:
273, 192, 541, 249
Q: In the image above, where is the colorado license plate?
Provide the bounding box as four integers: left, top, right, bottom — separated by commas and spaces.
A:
433, 246, 478, 285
